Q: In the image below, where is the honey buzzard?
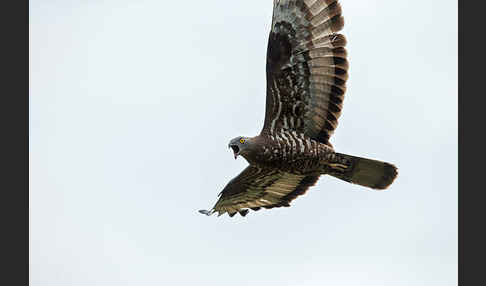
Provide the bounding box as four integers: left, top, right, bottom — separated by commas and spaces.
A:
199, 0, 397, 217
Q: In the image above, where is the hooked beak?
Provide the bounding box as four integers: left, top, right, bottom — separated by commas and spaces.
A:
229, 144, 240, 160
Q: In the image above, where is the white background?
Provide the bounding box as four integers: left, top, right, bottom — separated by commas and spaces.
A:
30, 1, 457, 285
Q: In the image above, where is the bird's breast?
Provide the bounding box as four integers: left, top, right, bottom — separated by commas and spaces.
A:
252, 131, 332, 172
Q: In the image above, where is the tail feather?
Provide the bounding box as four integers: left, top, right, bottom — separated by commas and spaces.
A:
327, 153, 398, 190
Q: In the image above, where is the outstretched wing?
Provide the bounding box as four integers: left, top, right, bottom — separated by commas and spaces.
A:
262, 0, 348, 144
200, 165, 320, 217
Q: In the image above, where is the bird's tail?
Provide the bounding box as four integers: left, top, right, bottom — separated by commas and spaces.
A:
325, 153, 398, 190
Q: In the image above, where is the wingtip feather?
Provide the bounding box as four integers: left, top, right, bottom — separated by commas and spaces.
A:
198, 209, 214, 216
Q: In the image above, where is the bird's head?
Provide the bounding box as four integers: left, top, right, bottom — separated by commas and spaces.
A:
228, 136, 253, 160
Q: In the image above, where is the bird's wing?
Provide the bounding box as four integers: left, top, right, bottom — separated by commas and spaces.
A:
200, 165, 320, 217
262, 0, 348, 145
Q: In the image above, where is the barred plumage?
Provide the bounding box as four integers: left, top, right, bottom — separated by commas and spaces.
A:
199, 0, 398, 218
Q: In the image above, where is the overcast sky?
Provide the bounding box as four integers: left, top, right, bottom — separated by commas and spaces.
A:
30, 1, 457, 285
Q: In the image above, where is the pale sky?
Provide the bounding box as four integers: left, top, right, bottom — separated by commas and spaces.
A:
30, 1, 457, 285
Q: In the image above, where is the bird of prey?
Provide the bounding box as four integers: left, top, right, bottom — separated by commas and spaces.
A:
199, 0, 397, 218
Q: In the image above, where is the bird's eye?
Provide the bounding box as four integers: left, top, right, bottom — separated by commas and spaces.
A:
239, 138, 245, 144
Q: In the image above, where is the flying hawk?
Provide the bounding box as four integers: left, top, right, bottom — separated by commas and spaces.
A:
199, 0, 397, 217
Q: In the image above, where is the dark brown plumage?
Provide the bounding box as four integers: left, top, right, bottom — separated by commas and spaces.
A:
199, 0, 398, 218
